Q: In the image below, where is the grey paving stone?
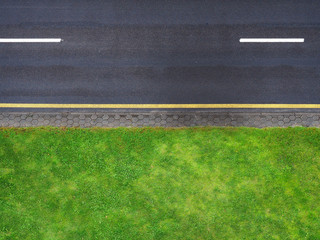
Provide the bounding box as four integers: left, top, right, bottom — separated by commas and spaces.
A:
265, 115, 273, 121
311, 121, 320, 126
1, 121, 9, 127
1, 112, 320, 128
73, 117, 80, 123
41, 114, 49, 120
13, 122, 20, 127
264, 120, 272, 126
284, 118, 290, 123
248, 117, 255, 123
184, 115, 191, 121
179, 117, 186, 123
149, 120, 156, 125
213, 118, 220, 123
306, 119, 315, 126
268, 117, 276, 123
20, 120, 27, 126
231, 121, 237, 126
167, 117, 173, 123
289, 116, 296, 121
96, 118, 103, 123
225, 117, 232, 122
160, 120, 167, 125
73, 122, 80, 127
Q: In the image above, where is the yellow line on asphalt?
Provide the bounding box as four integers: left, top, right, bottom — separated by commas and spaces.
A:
1, 103, 320, 108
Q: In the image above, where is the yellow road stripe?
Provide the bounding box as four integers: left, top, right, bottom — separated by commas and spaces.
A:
1, 103, 320, 108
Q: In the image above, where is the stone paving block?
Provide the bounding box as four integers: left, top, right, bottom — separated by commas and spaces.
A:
96, 118, 102, 123
265, 115, 272, 121
289, 116, 296, 121
283, 118, 290, 123
1, 112, 320, 128
167, 117, 173, 123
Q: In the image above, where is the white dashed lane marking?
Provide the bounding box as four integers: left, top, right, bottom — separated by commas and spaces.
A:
0, 38, 62, 43
240, 38, 304, 43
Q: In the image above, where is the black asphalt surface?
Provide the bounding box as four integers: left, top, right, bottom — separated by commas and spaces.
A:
0, 0, 320, 111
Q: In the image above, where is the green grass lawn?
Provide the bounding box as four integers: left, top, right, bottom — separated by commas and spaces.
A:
0, 127, 319, 240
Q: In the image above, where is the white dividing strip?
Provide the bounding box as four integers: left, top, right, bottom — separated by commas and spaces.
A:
240, 38, 304, 43
0, 38, 62, 43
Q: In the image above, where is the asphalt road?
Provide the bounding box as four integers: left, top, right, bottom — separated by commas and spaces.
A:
0, 0, 320, 111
